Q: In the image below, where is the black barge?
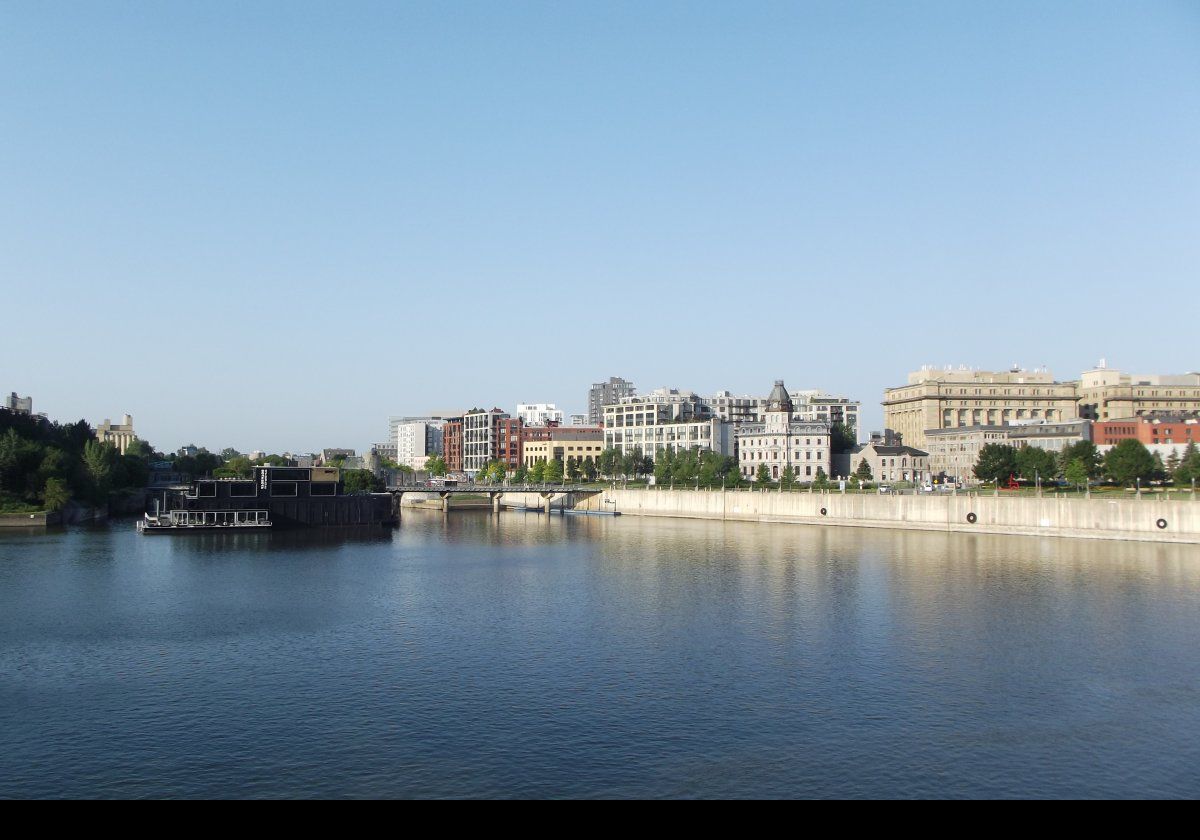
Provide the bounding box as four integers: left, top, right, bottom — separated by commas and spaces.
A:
142, 466, 396, 531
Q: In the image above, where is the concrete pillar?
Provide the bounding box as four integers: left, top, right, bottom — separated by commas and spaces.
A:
440, 492, 449, 513
491, 492, 502, 515
542, 493, 553, 515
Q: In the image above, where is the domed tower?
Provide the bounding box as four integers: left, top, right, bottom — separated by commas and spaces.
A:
764, 380, 793, 433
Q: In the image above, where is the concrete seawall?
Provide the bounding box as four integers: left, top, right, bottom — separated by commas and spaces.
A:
572, 488, 1200, 544
0, 511, 61, 528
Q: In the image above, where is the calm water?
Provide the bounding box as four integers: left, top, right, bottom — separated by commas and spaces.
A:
1, 512, 1198, 799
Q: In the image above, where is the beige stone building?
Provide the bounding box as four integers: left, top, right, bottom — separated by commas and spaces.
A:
96, 414, 136, 454
846, 434, 930, 484
523, 427, 605, 468
882, 367, 1079, 450
1076, 365, 1200, 421
923, 426, 1013, 484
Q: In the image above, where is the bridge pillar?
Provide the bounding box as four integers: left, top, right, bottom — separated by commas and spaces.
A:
394, 490, 404, 518
440, 491, 450, 513
541, 492, 553, 515
491, 492, 502, 515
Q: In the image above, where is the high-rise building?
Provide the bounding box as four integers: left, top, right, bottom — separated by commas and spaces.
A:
588, 377, 635, 425
463, 408, 517, 475
393, 417, 446, 470
442, 418, 464, 473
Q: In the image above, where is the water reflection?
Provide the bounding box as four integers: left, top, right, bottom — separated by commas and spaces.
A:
1, 514, 1197, 798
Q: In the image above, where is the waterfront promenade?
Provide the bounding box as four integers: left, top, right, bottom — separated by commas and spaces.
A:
572, 488, 1200, 545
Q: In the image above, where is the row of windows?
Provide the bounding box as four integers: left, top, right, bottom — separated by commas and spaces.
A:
742, 465, 819, 477
741, 451, 825, 461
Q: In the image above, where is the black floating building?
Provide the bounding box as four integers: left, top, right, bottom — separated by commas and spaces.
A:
154, 466, 395, 528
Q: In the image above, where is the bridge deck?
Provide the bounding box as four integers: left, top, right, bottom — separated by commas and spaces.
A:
387, 485, 595, 494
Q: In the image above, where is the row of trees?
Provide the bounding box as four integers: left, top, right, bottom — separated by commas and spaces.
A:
973, 439, 1200, 489
448, 446, 842, 491
0, 412, 153, 511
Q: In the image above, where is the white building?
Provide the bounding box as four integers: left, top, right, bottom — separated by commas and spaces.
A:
603, 388, 730, 459
516, 403, 565, 426
394, 418, 445, 470
791, 390, 860, 435
704, 391, 764, 424
735, 382, 832, 481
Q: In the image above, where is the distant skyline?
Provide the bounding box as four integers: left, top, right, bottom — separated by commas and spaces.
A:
3, 2, 1197, 453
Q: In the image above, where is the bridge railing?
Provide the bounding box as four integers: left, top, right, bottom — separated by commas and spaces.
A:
387, 484, 595, 493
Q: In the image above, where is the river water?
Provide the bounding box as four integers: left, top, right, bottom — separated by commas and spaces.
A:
1, 512, 1198, 798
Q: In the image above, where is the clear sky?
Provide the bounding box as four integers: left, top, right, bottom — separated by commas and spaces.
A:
2, 2, 1197, 453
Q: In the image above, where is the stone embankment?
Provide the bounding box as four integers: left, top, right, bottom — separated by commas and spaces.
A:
570, 488, 1200, 544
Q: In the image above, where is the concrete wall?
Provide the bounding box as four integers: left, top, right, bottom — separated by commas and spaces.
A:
0, 511, 61, 528
573, 488, 1200, 544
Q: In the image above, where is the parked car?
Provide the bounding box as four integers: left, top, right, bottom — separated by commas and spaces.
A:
877, 484, 892, 495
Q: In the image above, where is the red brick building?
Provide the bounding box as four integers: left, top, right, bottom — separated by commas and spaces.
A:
442, 418, 464, 473
1092, 413, 1199, 447
498, 417, 524, 469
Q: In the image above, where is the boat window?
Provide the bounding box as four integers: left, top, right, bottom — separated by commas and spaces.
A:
310, 482, 336, 496
197, 483, 217, 498
270, 481, 298, 497
230, 482, 256, 497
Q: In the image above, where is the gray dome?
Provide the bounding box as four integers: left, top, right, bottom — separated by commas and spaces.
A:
766, 380, 793, 413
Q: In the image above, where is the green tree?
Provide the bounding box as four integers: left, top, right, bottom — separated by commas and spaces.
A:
1058, 440, 1101, 479
490, 461, 508, 484
582, 458, 598, 483
813, 467, 829, 489
1015, 446, 1057, 483
755, 463, 772, 487
1151, 452, 1168, 483
82, 440, 117, 502
671, 449, 698, 485
829, 422, 857, 455
1064, 458, 1090, 490
619, 449, 644, 479
342, 469, 383, 493
545, 458, 564, 484
425, 455, 448, 477
854, 458, 873, 481
1104, 439, 1155, 487
513, 464, 529, 484
653, 448, 675, 485
974, 443, 1018, 485
597, 449, 618, 478
224, 456, 253, 478
780, 465, 796, 490
1174, 441, 1200, 487
566, 456, 581, 481
125, 438, 155, 460
40, 477, 70, 511
529, 460, 546, 483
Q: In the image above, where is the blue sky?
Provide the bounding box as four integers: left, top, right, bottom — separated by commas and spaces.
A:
2, 2, 1197, 453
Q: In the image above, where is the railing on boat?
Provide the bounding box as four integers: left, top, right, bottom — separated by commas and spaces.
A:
138, 509, 271, 531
